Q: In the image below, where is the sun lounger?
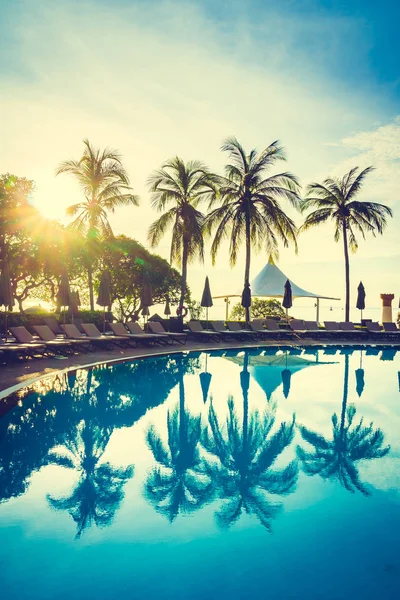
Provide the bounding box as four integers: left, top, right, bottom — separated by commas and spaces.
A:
211, 321, 244, 341
63, 323, 117, 349
382, 322, 400, 334
110, 322, 161, 346
187, 321, 221, 342
248, 320, 271, 340
81, 323, 132, 347
364, 322, 388, 340
264, 319, 293, 339
43, 317, 64, 336
0, 343, 37, 361
33, 325, 90, 353
147, 321, 187, 344
126, 321, 171, 345
324, 321, 341, 333
9, 326, 54, 357
226, 321, 258, 340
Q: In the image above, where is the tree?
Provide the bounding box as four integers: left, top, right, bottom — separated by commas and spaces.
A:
102, 235, 181, 321
144, 356, 212, 521
301, 167, 392, 321
201, 352, 298, 530
148, 157, 218, 315
297, 354, 390, 495
230, 298, 286, 320
56, 139, 138, 309
205, 138, 301, 323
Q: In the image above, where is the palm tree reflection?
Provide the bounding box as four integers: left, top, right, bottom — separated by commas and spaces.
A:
202, 352, 298, 531
297, 354, 390, 495
144, 357, 213, 522
47, 420, 133, 538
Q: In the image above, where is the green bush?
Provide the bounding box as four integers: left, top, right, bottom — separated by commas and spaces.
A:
0, 310, 106, 333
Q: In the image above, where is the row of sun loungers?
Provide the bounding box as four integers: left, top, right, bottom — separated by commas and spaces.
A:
1, 318, 399, 365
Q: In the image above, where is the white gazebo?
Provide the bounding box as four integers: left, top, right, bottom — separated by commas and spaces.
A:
214, 256, 340, 321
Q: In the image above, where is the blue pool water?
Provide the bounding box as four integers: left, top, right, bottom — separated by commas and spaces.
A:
1, 347, 400, 599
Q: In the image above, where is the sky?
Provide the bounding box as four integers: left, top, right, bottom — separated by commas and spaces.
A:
0, 0, 399, 319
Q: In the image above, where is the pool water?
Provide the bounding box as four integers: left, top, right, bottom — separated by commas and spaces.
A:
1, 347, 399, 599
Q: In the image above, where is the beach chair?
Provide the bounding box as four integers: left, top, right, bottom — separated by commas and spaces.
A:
126, 321, 171, 345
382, 323, 400, 336
226, 321, 258, 340
147, 321, 187, 344
110, 322, 161, 346
365, 322, 386, 340
211, 321, 244, 341
9, 326, 49, 357
43, 316, 64, 336
0, 343, 35, 361
265, 319, 292, 339
81, 323, 132, 348
187, 321, 221, 342
33, 325, 90, 353
63, 323, 116, 350
248, 320, 270, 340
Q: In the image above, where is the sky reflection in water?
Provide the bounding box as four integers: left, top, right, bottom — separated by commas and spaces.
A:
1, 348, 400, 599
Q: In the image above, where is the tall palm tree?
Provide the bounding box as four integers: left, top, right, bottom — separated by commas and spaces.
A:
297, 354, 390, 495
144, 357, 213, 521
201, 352, 298, 530
301, 167, 392, 321
147, 157, 218, 315
205, 138, 301, 323
56, 139, 138, 309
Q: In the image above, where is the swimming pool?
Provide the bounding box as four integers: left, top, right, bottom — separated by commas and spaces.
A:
1, 347, 399, 599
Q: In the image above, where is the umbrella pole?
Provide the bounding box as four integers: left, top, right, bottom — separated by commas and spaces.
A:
206, 307, 208, 330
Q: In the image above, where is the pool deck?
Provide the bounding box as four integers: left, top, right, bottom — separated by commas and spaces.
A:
1, 337, 399, 399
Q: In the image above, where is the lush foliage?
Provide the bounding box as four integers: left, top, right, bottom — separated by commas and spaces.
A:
230, 298, 286, 320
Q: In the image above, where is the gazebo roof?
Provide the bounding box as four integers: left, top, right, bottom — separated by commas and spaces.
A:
214, 256, 339, 300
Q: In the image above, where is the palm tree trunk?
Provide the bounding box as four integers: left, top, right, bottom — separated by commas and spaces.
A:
244, 210, 251, 324
88, 266, 94, 311
179, 240, 189, 316
342, 221, 350, 322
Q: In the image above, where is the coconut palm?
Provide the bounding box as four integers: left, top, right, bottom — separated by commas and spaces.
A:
144, 357, 213, 521
201, 352, 298, 530
46, 420, 134, 538
301, 167, 392, 321
297, 354, 390, 495
205, 138, 301, 323
56, 139, 138, 309
147, 157, 218, 314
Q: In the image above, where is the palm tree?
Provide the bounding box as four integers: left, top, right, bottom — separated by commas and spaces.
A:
201, 352, 298, 530
301, 167, 392, 321
56, 139, 138, 309
297, 354, 390, 495
144, 357, 213, 521
147, 157, 218, 315
46, 420, 134, 538
205, 138, 301, 323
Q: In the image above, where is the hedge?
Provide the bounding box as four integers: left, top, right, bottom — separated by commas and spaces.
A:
0, 310, 106, 334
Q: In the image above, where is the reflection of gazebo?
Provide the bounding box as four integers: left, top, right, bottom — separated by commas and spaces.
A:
214, 256, 339, 321
226, 352, 334, 400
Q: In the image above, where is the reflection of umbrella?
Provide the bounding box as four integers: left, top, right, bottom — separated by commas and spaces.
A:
164, 297, 171, 316
281, 369, 292, 398
201, 277, 213, 328
0, 260, 14, 339
356, 281, 366, 321
199, 353, 212, 403
355, 369, 365, 397
282, 279, 292, 320
97, 270, 111, 333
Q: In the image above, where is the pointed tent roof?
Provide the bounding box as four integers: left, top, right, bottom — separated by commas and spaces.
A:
252, 256, 338, 300
213, 256, 339, 300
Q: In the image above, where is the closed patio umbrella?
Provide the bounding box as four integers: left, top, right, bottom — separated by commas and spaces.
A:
356, 281, 366, 322
282, 279, 292, 322
241, 282, 252, 324
0, 260, 14, 340
201, 276, 213, 328
97, 270, 112, 332
164, 296, 171, 316
57, 270, 71, 328
70, 290, 81, 322
140, 281, 153, 323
